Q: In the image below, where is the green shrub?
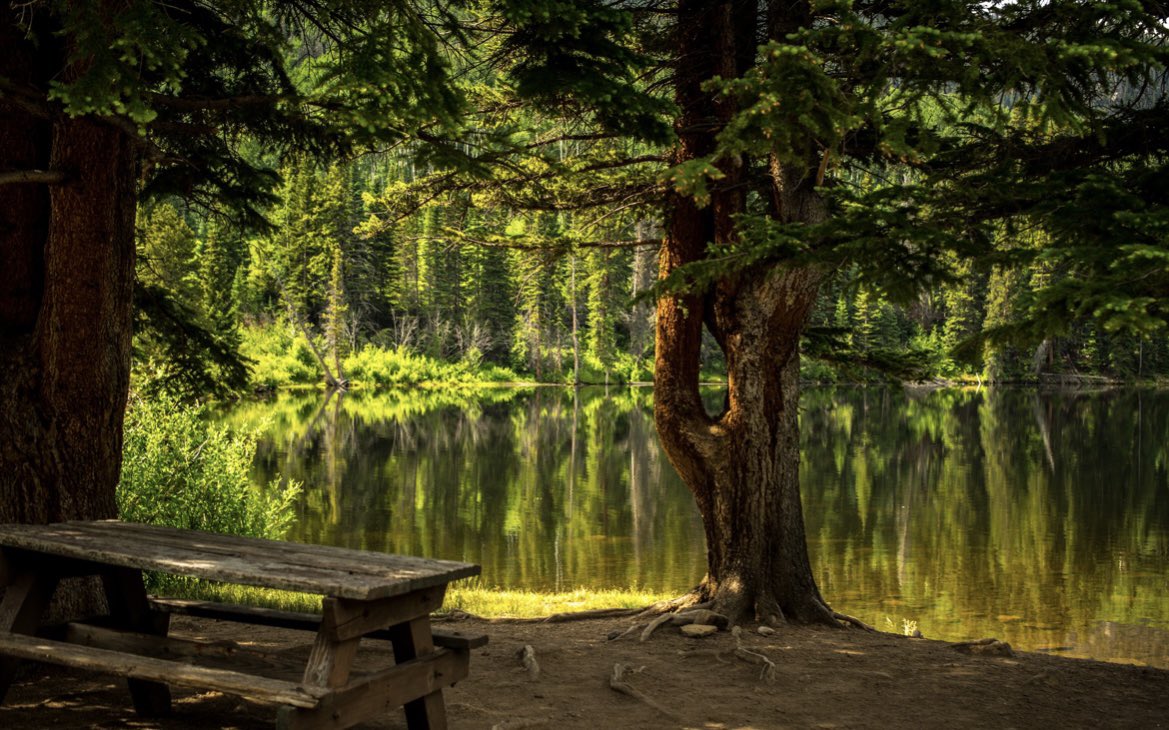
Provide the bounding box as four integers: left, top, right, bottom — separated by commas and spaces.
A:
241, 324, 520, 389
240, 325, 320, 389
119, 392, 301, 591
343, 344, 519, 387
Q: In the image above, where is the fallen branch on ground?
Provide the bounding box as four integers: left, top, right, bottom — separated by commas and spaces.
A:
543, 607, 643, 623
731, 626, 776, 682
517, 644, 540, 680
608, 663, 681, 721
491, 719, 550, 730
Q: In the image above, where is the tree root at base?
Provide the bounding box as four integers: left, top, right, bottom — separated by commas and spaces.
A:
832, 610, 876, 632
639, 613, 673, 642
608, 663, 682, 722
637, 592, 711, 618
731, 626, 777, 682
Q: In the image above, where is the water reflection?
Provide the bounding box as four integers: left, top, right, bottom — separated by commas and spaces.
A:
227, 387, 707, 594
222, 386, 1169, 668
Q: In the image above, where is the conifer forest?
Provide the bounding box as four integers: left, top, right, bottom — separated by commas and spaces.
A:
3, 0, 1169, 671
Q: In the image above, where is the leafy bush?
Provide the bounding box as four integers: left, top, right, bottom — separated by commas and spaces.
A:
119, 392, 301, 590
343, 344, 519, 387
239, 325, 320, 390
241, 325, 519, 389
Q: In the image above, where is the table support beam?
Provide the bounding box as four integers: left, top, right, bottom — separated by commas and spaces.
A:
101, 566, 173, 716
0, 553, 59, 703
389, 616, 448, 730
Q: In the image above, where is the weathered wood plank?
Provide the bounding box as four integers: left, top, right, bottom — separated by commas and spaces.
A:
149, 597, 489, 650
0, 632, 329, 708
62, 623, 310, 683
0, 522, 479, 600
58, 521, 472, 580
302, 598, 360, 689
323, 588, 445, 642
277, 649, 468, 730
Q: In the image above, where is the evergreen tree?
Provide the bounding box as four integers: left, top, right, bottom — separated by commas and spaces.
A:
941, 262, 987, 375
496, 0, 1169, 624
139, 203, 199, 306
197, 218, 240, 339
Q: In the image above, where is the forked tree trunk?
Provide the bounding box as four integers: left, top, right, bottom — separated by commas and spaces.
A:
653, 0, 836, 626
0, 16, 139, 614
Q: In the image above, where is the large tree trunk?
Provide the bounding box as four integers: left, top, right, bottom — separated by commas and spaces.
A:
653, 0, 835, 626
0, 14, 139, 612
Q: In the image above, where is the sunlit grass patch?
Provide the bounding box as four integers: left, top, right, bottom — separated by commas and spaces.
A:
444, 585, 671, 618
163, 580, 324, 613
160, 580, 671, 619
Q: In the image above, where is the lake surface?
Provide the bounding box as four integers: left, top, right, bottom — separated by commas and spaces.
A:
222, 386, 1169, 668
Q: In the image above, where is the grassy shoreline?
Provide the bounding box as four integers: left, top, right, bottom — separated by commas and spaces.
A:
162, 581, 672, 619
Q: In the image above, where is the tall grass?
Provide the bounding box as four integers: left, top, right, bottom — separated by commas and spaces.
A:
172, 581, 671, 619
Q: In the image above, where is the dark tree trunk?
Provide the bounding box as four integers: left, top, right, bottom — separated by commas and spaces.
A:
653, 0, 835, 625
0, 12, 138, 581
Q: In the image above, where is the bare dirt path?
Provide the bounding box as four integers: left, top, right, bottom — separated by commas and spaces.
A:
5, 615, 1166, 729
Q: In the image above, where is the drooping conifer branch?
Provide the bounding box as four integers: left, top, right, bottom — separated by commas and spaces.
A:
0, 170, 67, 186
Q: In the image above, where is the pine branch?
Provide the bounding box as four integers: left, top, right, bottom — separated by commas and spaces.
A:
0, 170, 68, 186
446, 235, 661, 251
148, 94, 290, 111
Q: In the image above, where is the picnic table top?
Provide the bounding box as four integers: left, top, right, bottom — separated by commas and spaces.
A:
0, 520, 479, 601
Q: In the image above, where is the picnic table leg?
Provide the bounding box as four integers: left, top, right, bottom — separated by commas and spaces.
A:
389, 615, 447, 730
276, 597, 362, 730
0, 553, 59, 704
101, 566, 172, 716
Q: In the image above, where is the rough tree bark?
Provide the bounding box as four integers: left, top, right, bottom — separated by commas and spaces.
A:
653, 0, 837, 626
0, 12, 139, 614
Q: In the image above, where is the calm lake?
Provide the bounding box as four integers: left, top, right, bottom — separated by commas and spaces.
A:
222, 386, 1169, 668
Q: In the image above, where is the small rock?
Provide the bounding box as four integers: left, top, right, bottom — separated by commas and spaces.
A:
757, 626, 777, 636
680, 624, 719, 638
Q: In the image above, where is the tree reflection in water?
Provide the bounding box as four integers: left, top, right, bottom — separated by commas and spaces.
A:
222, 386, 1169, 667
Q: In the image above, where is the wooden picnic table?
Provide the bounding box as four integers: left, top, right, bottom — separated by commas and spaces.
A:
0, 520, 484, 729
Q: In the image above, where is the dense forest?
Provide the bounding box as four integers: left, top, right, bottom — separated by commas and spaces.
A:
137, 146, 1169, 397
6, 0, 1168, 635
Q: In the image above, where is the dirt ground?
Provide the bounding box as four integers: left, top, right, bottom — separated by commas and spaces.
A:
4, 614, 1167, 729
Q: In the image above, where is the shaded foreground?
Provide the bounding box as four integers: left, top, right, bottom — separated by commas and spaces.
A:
6, 615, 1166, 729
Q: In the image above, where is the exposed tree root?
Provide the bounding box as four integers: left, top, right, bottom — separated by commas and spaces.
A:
832, 611, 876, 632
543, 607, 644, 623
607, 663, 682, 722
636, 591, 710, 618
670, 609, 730, 629
806, 597, 847, 628
607, 622, 645, 641
438, 607, 643, 624
639, 613, 673, 642
731, 626, 777, 682
516, 644, 540, 680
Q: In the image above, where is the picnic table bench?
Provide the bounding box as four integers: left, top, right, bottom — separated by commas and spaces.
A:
0, 520, 484, 729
